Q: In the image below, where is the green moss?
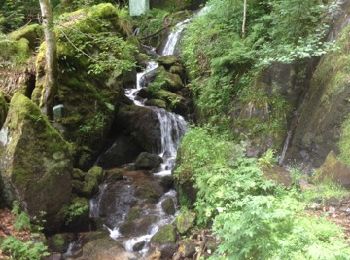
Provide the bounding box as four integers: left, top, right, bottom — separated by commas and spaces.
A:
9, 24, 42, 50
339, 117, 350, 165
175, 210, 195, 235
0, 91, 8, 128
151, 224, 176, 243
81, 166, 104, 197
0, 34, 30, 64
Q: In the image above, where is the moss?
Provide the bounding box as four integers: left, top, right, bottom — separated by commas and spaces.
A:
0, 94, 72, 229
0, 91, 8, 128
339, 117, 350, 165
0, 35, 30, 64
145, 99, 167, 108
81, 166, 104, 197
9, 24, 42, 50
151, 224, 176, 243
175, 210, 195, 235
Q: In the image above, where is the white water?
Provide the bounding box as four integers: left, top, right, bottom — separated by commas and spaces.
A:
161, 18, 191, 56
279, 130, 292, 165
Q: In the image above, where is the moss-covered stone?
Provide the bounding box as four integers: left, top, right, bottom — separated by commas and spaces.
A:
0, 91, 8, 129
145, 98, 167, 108
81, 166, 104, 197
0, 93, 72, 230
175, 210, 195, 235
316, 151, 350, 188
33, 4, 138, 169
161, 198, 175, 215
9, 24, 42, 51
151, 224, 176, 243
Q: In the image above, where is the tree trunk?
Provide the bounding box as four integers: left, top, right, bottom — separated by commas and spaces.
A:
242, 0, 247, 38
39, 0, 56, 119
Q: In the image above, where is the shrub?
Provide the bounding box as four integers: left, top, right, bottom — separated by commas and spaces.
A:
0, 237, 49, 260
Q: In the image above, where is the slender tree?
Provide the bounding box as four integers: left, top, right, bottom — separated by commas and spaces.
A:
39, 0, 56, 119
242, 0, 247, 38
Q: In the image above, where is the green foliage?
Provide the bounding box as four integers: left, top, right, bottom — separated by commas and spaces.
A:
12, 201, 31, 232
0, 0, 44, 33
181, 0, 335, 125
63, 197, 89, 225
0, 237, 49, 260
176, 127, 350, 258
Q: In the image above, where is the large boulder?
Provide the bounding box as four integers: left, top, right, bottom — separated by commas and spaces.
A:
0, 93, 72, 229
97, 135, 143, 169
316, 151, 350, 188
135, 152, 163, 170
32, 4, 138, 169
151, 224, 176, 243
114, 105, 161, 153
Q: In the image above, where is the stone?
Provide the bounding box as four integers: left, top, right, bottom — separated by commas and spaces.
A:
135, 152, 163, 170
81, 166, 104, 197
114, 105, 161, 153
48, 233, 75, 253
0, 93, 72, 230
120, 215, 158, 237
161, 198, 175, 215
133, 241, 146, 251
72, 168, 85, 181
97, 136, 143, 169
159, 175, 174, 191
157, 56, 179, 69
177, 240, 196, 258
74, 234, 136, 260
316, 151, 350, 188
144, 99, 167, 109
176, 210, 195, 235
151, 224, 176, 243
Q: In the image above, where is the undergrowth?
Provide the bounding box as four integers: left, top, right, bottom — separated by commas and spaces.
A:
175, 127, 350, 259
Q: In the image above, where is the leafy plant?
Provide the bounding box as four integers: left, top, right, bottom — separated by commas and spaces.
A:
0, 237, 49, 260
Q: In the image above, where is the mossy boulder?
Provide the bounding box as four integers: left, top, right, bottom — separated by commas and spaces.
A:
145, 99, 167, 109
0, 93, 72, 230
135, 152, 163, 170
316, 151, 350, 188
72, 166, 104, 197
48, 233, 74, 253
0, 91, 8, 128
175, 210, 195, 235
157, 55, 179, 69
151, 224, 176, 243
161, 198, 175, 215
33, 4, 138, 169
9, 24, 43, 51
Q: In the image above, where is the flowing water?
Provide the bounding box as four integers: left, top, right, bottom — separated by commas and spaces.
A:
87, 16, 194, 257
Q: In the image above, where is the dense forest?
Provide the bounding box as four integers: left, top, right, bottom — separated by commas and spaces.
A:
1, 0, 350, 259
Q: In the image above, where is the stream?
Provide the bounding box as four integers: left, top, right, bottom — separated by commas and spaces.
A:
86, 14, 193, 257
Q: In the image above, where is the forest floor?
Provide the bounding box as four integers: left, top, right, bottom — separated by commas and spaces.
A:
0, 208, 31, 259
307, 197, 350, 241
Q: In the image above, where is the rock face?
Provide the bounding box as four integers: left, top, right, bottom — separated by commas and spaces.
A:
287, 13, 350, 166
0, 93, 72, 229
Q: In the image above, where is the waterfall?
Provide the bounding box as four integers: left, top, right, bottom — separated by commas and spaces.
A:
279, 130, 292, 165
161, 19, 191, 56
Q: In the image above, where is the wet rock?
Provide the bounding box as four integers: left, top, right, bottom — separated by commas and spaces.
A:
114, 105, 161, 153
316, 151, 350, 188
151, 224, 176, 243
176, 210, 195, 235
120, 215, 158, 237
75, 234, 136, 260
161, 198, 175, 215
158, 243, 178, 259
137, 88, 152, 99
97, 136, 143, 169
144, 99, 167, 109
133, 241, 146, 251
159, 175, 174, 191
0, 93, 72, 230
134, 180, 163, 203
135, 152, 163, 170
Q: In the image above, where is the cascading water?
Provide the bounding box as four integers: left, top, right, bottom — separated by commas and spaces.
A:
90, 15, 194, 256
